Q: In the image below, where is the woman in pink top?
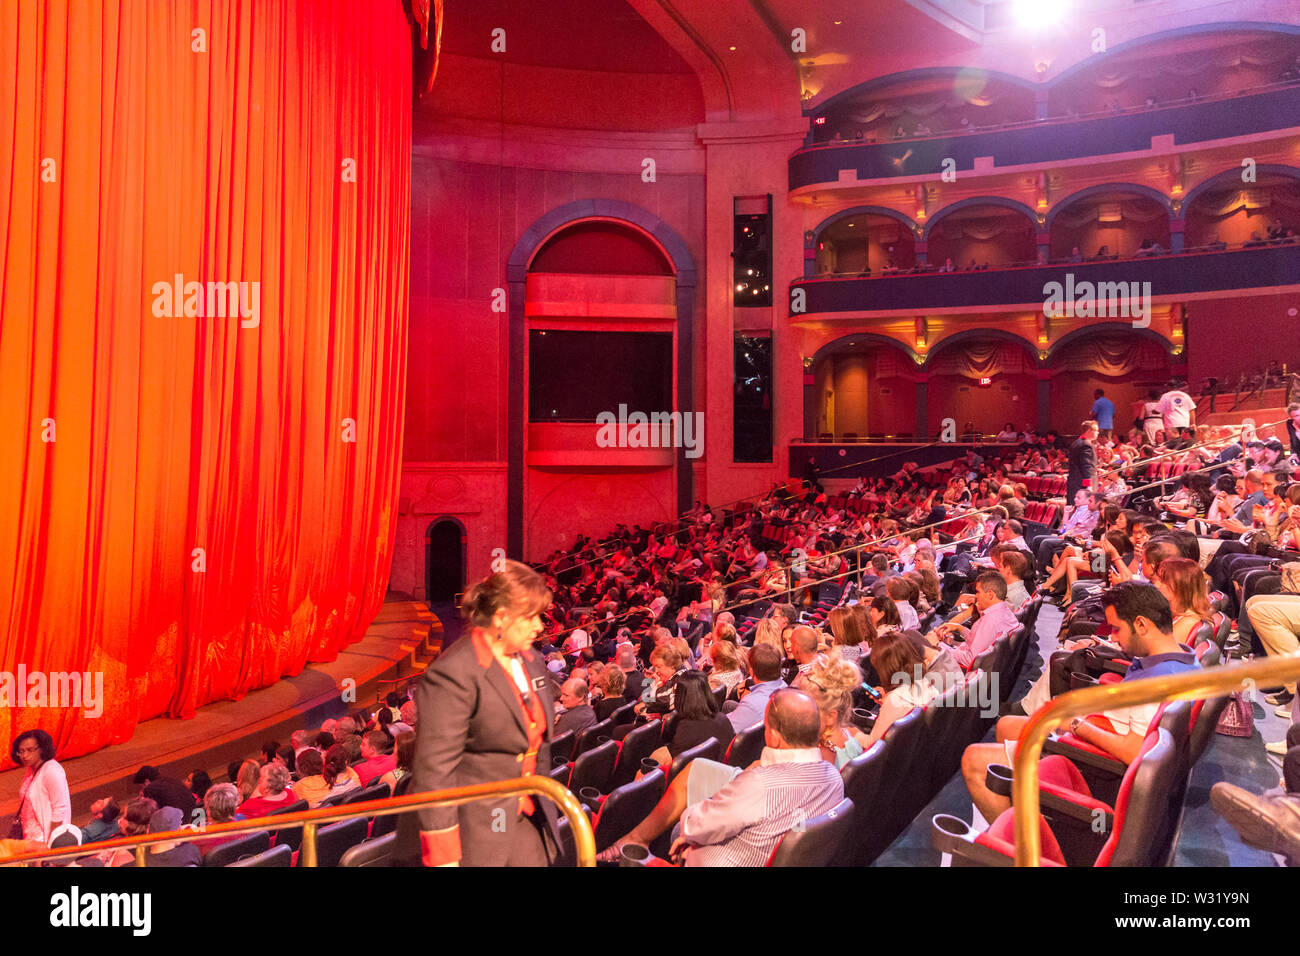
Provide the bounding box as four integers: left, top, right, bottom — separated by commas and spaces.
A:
236, 762, 297, 818
11, 730, 71, 844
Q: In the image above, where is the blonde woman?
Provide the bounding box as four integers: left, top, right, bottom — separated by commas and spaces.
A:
795, 654, 870, 769
235, 758, 261, 802
753, 616, 784, 657
708, 640, 745, 697
1151, 557, 1216, 646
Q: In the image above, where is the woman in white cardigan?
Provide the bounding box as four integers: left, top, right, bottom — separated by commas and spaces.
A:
11, 730, 71, 844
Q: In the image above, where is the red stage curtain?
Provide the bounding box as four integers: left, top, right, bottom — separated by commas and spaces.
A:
0, 0, 416, 763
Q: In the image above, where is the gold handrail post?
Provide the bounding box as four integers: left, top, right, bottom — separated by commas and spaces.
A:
134, 845, 148, 867
300, 823, 318, 867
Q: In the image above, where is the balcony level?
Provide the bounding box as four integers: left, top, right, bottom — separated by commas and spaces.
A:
789, 241, 1300, 318
790, 82, 1300, 191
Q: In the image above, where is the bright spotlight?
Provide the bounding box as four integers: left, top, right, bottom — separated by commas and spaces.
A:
1013, 0, 1066, 28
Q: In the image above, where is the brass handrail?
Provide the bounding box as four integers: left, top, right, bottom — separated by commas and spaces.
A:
5, 775, 595, 867
1011, 653, 1300, 866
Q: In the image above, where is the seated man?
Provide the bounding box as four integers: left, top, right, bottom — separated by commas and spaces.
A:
926, 571, 1019, 670
597, 687, 844, 866
960, 582, 1198, 824
555, 678, 598, 737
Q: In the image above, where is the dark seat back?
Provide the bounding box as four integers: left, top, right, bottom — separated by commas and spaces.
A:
592, 773, 667, 853
569, 739, 620, 796
610, 720, 662, 789
1098, 728, 1183, 867
340, 832, 397, 867
296, 818, 368, 867
667, 737, 723, 786
549, 730, 576, 766
267, 799, 309, 851
342, 782, 391, 807
202, 831, 271, 867
725, 721, 765, 768
768, 798, 855, 867
226, 843, 292, 867
369, 775, 413, 837
833, 740, 889, 866
573, 719, 615, 759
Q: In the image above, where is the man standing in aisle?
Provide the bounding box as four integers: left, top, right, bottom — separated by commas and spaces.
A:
1066, 420, 1098, 504
1090, 389, 1115, 442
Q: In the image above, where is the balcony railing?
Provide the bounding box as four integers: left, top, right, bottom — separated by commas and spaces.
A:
4, 775, 596, 868
790, 241, 1300, 317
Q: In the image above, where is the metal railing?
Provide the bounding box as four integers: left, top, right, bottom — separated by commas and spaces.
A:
1011, 653, 1300, 866
5, 775, 596, 868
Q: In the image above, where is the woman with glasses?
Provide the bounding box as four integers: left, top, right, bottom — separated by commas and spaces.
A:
9, 729, 71, 847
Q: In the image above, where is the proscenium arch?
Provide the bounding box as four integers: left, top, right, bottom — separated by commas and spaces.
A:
922, 327, 1041, 372
921, 197, 1039, 242
1177, 163, 1300, 220
1045, 184, 1174, 231
504, 200, 698, 559
1045, 322, 1175, 363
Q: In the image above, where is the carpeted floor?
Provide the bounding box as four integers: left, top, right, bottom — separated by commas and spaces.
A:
873, 603, 1287, 867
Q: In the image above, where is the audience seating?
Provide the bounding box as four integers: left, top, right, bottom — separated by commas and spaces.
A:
340, 832, 397, 867
225, 843, 292, 867
767, 798, 856, 867
725, 722, 765, 768
592, 773, 668, 853
573, 719, 615, 760
296, 818, 369, 868
610, 720, 663, 789
569, 739, 620, 796
202, 830, 271, 867
667, 737, 724, 785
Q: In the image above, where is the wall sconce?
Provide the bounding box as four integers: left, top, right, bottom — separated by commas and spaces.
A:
804, 230, 815, 243
1037, 332, 1049, 345
913, 353, 925, 365
803, 356, 813, 370
1038, 349, 1049, 361
915, 208, 926, 222
1170, 183, 1183, 197
1172, 344, 1184, 356
914, 317, 927, 350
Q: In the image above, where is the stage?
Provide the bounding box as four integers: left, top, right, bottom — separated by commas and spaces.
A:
0, 600, 446, 828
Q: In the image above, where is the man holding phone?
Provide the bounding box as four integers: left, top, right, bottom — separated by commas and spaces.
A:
926, 572, 1018, 670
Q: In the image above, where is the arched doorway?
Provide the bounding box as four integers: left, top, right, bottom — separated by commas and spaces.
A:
425, 518, 466, 604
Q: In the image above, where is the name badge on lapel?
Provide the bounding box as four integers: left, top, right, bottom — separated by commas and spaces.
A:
531, 676, 548, 691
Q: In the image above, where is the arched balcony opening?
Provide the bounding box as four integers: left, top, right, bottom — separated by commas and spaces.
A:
809, 69, 1036, 145
1049, 28, 1300, 117
815, 213, 916, 277
925, 204, 1036, 272
1048, 190, 1172, 261
1183, 170, 1300, 249
810, 336, 919, 441
922, 334, 1039, 439
1046, 329, 1173, 438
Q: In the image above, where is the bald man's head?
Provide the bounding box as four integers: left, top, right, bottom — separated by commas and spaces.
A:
765, 688, 821, 749
790, 625, 819, 663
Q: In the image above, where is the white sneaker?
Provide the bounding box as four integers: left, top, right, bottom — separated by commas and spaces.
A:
1267, 740, 1289, 756
1277, 704, 1295, 719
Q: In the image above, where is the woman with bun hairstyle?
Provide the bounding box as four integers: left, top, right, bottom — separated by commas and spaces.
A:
395, 559, 561, 867
796, 654, 871, 769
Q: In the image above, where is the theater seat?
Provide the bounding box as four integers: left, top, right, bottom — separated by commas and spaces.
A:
725, 722, 765, 768
573, 719, 615, 759
767, 798, 855, 867
934, 727, 1180, 866
569, 739, 620, 797
549, 730, 576, 766
340, 832, 396, 867
266, 799, 309, 850
297, 818, 368, 867
610, 720, 662, 789
225, 843, 292, 867
202, 830, 271, 867
592, 773, 667, 853
667, 737, 723, 785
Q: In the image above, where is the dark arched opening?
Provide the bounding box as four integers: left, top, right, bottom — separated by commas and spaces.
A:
425, 518, 467, 604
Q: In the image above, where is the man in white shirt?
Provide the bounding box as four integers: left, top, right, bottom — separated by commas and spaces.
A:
1159, 387, 1197, 436
1140, 389, 1165, 445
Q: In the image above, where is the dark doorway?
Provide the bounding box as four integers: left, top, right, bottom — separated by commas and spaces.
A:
425, 519, 466, 603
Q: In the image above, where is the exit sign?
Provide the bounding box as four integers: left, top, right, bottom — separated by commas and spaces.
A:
978, 377, 992, 386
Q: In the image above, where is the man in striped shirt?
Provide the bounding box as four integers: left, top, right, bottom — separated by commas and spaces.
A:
598, 688, 844, 866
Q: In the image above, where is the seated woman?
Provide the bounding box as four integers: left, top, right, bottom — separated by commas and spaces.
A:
377, 731, 416, 793
827, 605, 874, 665
707, 640, 745, 698
96, 797, 157, 867
857, 629, 940, 751
648, 671, 736, 766
795, 654, 870, 768
236, 762, 296, 819
1037, 529, 1133, 605
1152, 557, 1217, 647
594, 667, 629, 721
